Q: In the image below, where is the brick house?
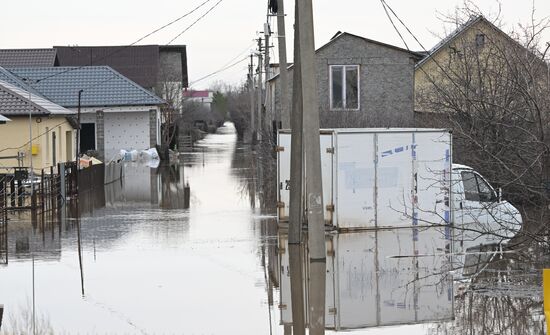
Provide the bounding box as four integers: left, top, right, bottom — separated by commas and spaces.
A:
268, 32, 423, 129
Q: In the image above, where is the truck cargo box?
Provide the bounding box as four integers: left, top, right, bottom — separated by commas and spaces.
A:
277, 129, 452, 230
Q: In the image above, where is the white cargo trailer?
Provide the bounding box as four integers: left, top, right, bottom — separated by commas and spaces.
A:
277, 128, 452, 230
277, 128, 522, 250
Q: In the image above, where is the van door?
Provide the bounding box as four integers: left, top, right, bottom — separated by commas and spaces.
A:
458, 170, 500, 250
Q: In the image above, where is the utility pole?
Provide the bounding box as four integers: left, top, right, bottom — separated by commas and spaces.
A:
288, 1, 305, 334
296, 0, 326, 333
275, 0, 288, 129
264, 23, 271, 133
256, 38, 264, 141
249, 54, 256, 143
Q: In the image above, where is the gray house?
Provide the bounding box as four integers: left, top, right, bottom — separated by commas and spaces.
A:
268, 32, 423, 129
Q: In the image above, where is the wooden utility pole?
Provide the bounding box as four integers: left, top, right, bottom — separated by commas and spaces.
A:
275, 0, 288, 129
257, 38, 264, 141
296, 0, 326, 332
249, 54, 256, 143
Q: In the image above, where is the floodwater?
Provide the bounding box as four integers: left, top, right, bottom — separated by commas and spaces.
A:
0, 122, 546, 334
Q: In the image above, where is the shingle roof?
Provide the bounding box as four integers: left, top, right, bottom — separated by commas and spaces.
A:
0, 80, 74, 116
0, 49, 58, 67
5, 66, 164, 108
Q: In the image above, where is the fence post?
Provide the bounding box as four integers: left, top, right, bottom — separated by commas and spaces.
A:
16, 179, 22, 208
9, 178, 15, 207
41, 169, 45, 224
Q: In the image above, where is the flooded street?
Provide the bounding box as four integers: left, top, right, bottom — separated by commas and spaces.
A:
0, 123, 546, 334
1, 124, 280, 334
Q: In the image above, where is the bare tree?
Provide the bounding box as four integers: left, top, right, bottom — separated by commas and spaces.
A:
415, 7, 550, 242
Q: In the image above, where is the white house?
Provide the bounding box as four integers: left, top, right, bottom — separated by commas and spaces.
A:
0, 66, 165, 160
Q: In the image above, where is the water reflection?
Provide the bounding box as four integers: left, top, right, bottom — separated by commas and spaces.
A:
279, 228, 454, 332
104, 163, 189, 210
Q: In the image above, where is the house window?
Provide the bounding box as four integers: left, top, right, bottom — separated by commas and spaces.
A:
330, 65, 359, 110
475, 33, 485, 48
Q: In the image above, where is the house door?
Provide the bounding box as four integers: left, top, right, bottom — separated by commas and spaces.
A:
80, 123, 96, 152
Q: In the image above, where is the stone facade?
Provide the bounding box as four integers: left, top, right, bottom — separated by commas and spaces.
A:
269, 33, 421, 129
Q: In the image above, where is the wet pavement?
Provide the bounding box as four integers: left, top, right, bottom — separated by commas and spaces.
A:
0, 123, 546, 334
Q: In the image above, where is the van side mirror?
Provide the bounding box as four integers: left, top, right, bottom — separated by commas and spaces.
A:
497, 187, 502, 203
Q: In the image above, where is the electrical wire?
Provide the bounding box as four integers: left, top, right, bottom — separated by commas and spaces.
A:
166, 0, 224, 45
189, 56, 249, 87
0, 118, 73, 154
8, 0, 213, 85
380, 0, 409, 50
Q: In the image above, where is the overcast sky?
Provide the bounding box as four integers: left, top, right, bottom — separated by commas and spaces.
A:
2, 0, 549, 89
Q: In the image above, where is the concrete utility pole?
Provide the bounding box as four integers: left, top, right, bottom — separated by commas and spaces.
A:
249, 54, 256, 143
275, 0, 288, 129
257, 38, 264, 141
288, 2, 303, 246
264, 23, 271, 132
296, 0, 326, 333
288, 1, 305, 335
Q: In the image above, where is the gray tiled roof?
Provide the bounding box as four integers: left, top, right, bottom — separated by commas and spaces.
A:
0, 80, 74, 116
5, 66, 165, 108
0, 67, 43, 96
0, 49, 58, 67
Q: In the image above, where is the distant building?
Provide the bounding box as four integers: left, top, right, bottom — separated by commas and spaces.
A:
182, 90, 213, 109
54, 45, 188, 93
0, 48, 59, 68
0, 80, 76, 171
0, 66, 165, 160
268, 32, 423, 129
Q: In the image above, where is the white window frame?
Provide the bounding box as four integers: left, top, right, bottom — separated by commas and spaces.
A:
329, 65, 360, 111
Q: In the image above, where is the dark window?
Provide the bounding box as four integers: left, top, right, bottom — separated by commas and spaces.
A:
462, 171, 479, 201
80, 123, 96, 152
461, 171, 496, 202
475, 34, 485, 48
331, 66, 343, 109
476, 174, 495, 202
330, 65, 359, 110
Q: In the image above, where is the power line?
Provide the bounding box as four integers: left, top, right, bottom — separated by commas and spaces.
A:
186, 41, 256, 87
189, 56, 249, 87
378, 0, 471, 106
380, 0, 409, 50
167, 0, 224, 45
10, 0, 213, 85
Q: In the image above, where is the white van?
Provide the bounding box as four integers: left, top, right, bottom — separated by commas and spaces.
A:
277, 129, 522, 250
451, 163, 522, 252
